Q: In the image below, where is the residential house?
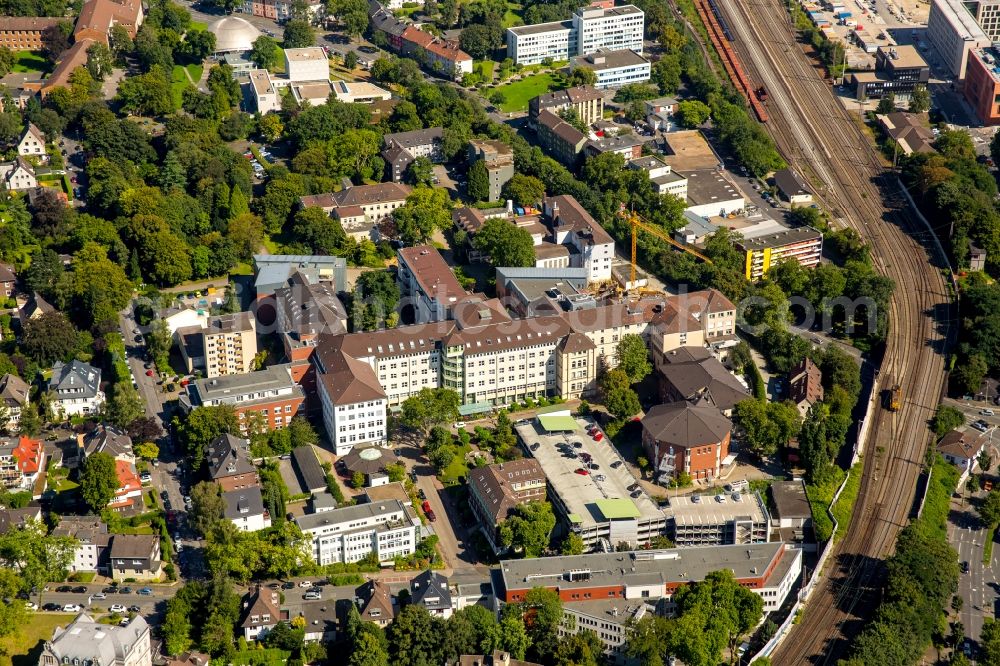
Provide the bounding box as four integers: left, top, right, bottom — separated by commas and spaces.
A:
0, 374, 29, 431
543, 195, 615, 283
242, 0, 322, 20
158, 306, 210, 337
409, 570, 453, 618
0, 505, 42, 533
535, 110, 589, 167
0, 263, 15, 298
80, 423, 134, 463
240, 585, 281, 640
224, 486, 272, 532
382, 128, 445, 182
468, 459, 547, 553
0, 435, 45, 494
876, 111, 937, 155
53, 516, 110, 573
19, 291, 55, 322
108, 459, 143, 512
206, 433, 258, 491
50, 360, 105, 417
399, 26, 472, 80
108, 534, 162, 581
16, 123, 45, 161
357, 579, 395, 627
0, 157, 37, 191
787, 357, 824, 417
39, 613, 151, 666
938, 428, 989, 474
299, 182, 413, 240
164, 652, 211, 666
657, 346, 749, 416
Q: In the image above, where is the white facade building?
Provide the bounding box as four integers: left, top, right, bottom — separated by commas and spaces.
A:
927, 0, 992, 79
17, 123, 45, 160
316, 349, 389, 456
50, 360, 104, 417
247, 69, 280, 113
224, 487, 272, 532
284, 47, 330, 82
506, 4, 644, 65
294, 500, 418, 565
572, 49, 651, 89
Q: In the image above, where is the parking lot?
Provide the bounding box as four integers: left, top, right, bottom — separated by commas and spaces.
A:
515, 417, 663, 528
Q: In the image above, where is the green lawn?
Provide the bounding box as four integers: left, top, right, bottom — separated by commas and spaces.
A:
503, 1, 523, 27
170, 64, 204, 107
0, 614, 76, 666
439, 442, 472, 485
189, 20, 208, 31
493, 73, 561, 112
12, 51, 50, 74
474, 60, 495, 82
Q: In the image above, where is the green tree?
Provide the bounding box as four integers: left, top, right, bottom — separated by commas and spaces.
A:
616, 334, 651, 384
554, 630, 603, 666
351, 471, 366, 489
0, 568, 27, 642
134, 442, 159, 461
250, 35, 279, 70
0, 47, 14, 78
980, 489, 1000, 528
22, 312, 77, 366
80, 451, 119, 512
0, 520, 76, 593
348, 630, 390, 666
105, 384, 145, 428
283, 19, 315, 48
387, 605, 445, 666
501, 174, 545, 207
459, 23, 501, 60
17, 403, 41, 437
399, 388, 460, 432
520, 587, 562, 661
560, 532, 585, 555
499, 501, 555, 557
190, 481, 226, 537
174, 405, 241, 470
931, 404, 965, 437
353, 269, 401, 330
671, 569, 764, 666
569, 66, 596, 87
954, 354, 989, 395
115, 64, 174, 115
258, 113, 284, 142
876, 92, 896, 115
331, 0, 370, 36
676, 99, 711, 128
394, 187, 453, 245
982, 618, 1000, 666
600, 369, 641, 420
472, 218, 535, 268
909, 85, 931, 113
406, 156, 434, 186
86, 41, 113, 81
466, 159, 490, 202
344, 50, 358, 70
626, 615, 672, 666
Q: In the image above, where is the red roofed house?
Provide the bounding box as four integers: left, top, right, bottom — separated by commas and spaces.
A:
74, 0, 145, 44
108, 459, 143, 512
0, 436, 45, 496
641, 401, 733, 482
400, 26, 472, 80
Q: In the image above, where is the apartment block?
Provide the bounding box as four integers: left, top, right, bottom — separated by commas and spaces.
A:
53, 516, 110, 573
242, 0, 321, 20
299, 182, 412, 241
0, 18, 62, 51
739, 226, 823, 280
529, 85, 605, 126
0, 435, 45, 494
468, 140, 515, 202
468, 459, 547, 552
178, 312, 257, 377
382, 128, 445, 182
506, 20, 576, 66
294, 500, 418, 565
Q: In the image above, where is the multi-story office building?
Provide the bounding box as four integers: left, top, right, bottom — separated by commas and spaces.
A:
627, 155, 688, 198
853, 45, 930, 100
496, 544, 800, 664
571, 49, 650, 88
926, 0, 990, 79
294, 500, 418, 565
315, 348, 388, 456
397, 246, 469, 324
506, 20, 576, 66
183, 364, 305, 432
506, 4, 644, 65
964, 45, 1000, 123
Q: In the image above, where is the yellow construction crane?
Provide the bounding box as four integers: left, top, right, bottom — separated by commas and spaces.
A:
617, 207, 713, 287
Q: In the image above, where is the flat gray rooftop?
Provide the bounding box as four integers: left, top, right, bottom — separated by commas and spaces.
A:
498, 541, 787, 593
508, 19, 573, 36
662, 492, 767, 526
515, 417, 664, 529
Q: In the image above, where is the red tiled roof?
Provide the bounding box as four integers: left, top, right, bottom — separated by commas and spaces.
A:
12, 436, 43, 474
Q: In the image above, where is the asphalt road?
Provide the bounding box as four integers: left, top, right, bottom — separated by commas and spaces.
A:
950, 491, 1000, 653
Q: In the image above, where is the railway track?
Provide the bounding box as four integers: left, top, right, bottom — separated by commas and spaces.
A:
708, 0, 954, 662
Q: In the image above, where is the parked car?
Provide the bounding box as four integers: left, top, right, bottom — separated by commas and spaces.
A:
26, 602, 37, 611
72, 586, 87, 594
304, 591, 321, 600
128, 605, 141, 612
118, 587, 133, 594
574, 468, 590, 476
110, 604, 127, 613
42, 603, 61, 611
62, 604, 82, 612
298, 580, 313, 588
983, 409, 995, 416
592, 432, 604, 441
417, 488, 426, 500
140, 472, 152, 484
611, 461, 623, 469
425, 508, 436, 521
56, 586, 72, 593
454, 421, 466, 430
282, 581, 296, 590
137, 588, 153, 596
91, 593, 106, 600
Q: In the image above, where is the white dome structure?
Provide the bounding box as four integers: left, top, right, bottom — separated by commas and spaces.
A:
208, 16, 261, 53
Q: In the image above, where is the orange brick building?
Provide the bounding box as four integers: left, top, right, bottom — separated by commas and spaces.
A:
0, 17, 62, 51
964, 46, 1000, 125
640, 401, 732, 482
